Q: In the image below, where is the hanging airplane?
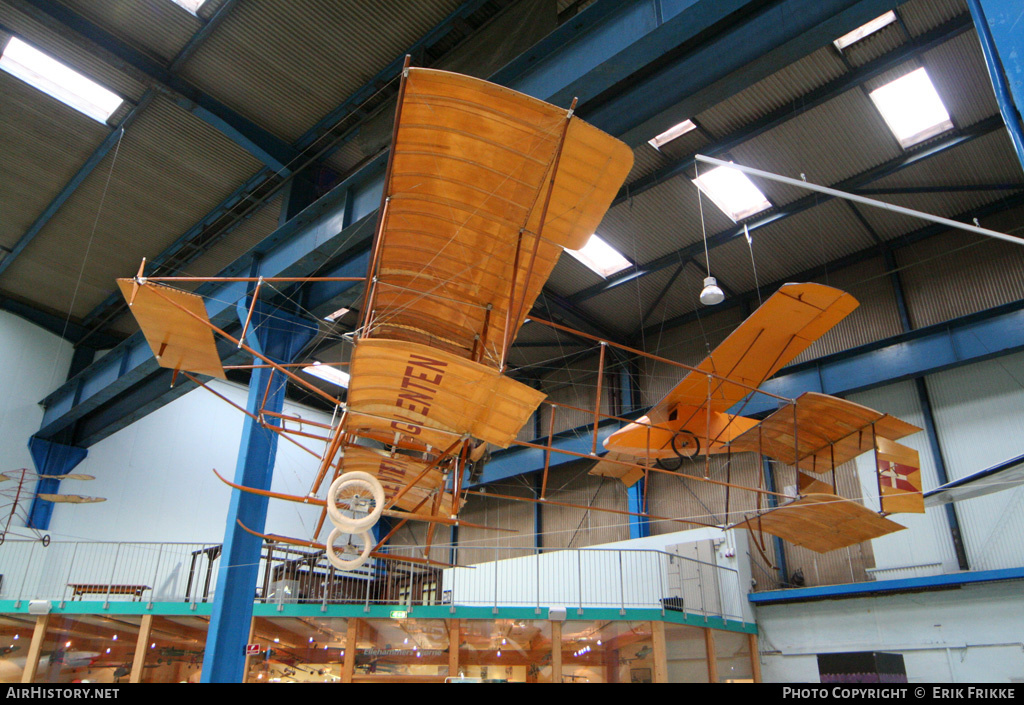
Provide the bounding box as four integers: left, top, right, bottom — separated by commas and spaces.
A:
114, 61, 927, 570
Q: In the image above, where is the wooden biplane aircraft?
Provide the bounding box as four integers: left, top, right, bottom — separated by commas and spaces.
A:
116, 63, 925, 571
0, 469, 104, 545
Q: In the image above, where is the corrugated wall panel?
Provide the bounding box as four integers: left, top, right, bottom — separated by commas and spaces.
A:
848, 380, 960, 575
791, 256, 904, 363
540, 463, 628, 549
897, 230, 1024, 329
637, 307, 745, 409
455, 481, 535, 565
694, 46, 847, 138
924, 352, 1024, 570
899, 0, 967, 38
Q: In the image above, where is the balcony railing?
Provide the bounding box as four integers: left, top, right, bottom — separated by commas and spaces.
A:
0, 538, 747, 622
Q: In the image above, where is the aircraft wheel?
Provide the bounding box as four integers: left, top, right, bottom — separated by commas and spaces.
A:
671, 430, 700, 459
41, 534, 50, 547
325, 527, 373, 571
654, 431, 700, 472
327, 471, 384, 533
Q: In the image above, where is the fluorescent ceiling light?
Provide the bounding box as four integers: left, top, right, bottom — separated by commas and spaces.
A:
833, 11, 897, 51
648, 119, 697, 150
169, 0, 207, 15
303, 363, 350, 388
0, 37, 123, 124
692, 165, 772, 222
565, 234, 632, 278
869, 68, 953, 149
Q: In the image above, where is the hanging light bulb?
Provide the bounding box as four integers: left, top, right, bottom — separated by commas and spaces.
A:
700, 276, 724, 306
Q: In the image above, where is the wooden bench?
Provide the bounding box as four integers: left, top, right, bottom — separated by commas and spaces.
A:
67, 583, 151, 601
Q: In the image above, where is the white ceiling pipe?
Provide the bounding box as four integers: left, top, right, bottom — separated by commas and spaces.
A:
694, 154, 1024, 248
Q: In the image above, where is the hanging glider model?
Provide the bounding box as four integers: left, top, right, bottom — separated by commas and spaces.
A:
0, 469, 104, 545
116, 62, 927, 570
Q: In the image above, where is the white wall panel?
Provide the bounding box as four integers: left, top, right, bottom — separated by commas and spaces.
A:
757, 581, 1024, 683
45, 380, 333, 544
924, 352, 1024, 571
848, 381, 960, 576
0, 312, 73, 488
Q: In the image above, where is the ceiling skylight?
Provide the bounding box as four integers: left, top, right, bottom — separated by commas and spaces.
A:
169, 0, 208, 15
648, 119, 697, 150
869, 68, 953, 149
324, 307, 350, 323
565, 235, 631, 278
0, 37, 122, 124
833, 11, 897, 51
302, 362, 350, 388
692, 165, 772, 222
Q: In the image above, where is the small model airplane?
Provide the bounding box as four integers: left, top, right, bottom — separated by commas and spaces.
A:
0, 469, 105, 545
596, 283, 925, 553
115, 63, 926, 568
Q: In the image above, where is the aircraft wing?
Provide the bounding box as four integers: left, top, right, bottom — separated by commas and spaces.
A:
728, 392, 921, 472
733, 493, 906, 553
645, 283, 857, 426
349, 68, 632, 448
365, 67, 633, 365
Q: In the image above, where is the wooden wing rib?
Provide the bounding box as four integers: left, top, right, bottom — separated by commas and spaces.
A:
735, 493, 905, 553
646, 283, 857, 425
116, 279, 225, 379
369, 68, 633, 364
728, 392, 921, 472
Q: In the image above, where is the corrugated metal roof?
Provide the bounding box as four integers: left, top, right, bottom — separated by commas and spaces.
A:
177, 0, 466, 143
58, 0, 201, 66
728, 89, 906, 207
694, 45, 848, 138
0, 71, 109, 251
0, 95, 264, 319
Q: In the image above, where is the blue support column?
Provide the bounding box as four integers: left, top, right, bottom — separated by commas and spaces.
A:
627, 480, 650, 539
26, 437, 88, 530
970, 0, 1024, 172
201, 302, 316, 683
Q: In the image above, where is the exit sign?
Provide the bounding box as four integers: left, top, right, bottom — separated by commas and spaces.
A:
390, 610, 408, 619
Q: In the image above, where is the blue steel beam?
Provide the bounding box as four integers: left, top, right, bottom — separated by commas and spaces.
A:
12, 0, 298, 172
969, 0, 1024, 173
167, 0, 237, 74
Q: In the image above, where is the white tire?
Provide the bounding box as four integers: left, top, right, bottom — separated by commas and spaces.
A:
327, 471, 384, 533
325, 527, 373, 571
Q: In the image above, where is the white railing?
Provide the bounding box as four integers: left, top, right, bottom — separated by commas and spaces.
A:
443, 546, 745, 621
0, 540, 222, 606
0, 539, 747, 623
